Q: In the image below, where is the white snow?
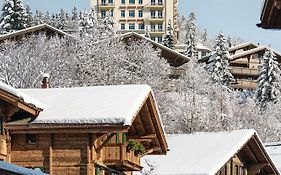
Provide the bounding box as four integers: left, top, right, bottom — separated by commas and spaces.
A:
0, 82, 45, 109
195, 43, 211, 51
19, 84, 152, 125
265, 142, 281, 172
135, 130, 256, 175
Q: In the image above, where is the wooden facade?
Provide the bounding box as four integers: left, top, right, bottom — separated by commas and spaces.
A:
0, 85, 168, 175
258, 0, 281, 29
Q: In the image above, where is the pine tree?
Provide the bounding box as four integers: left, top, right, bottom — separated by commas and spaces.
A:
162, 19, 174, 49
201, 29, 208, 43
100, 9, 114, 36
204, 33, 234, 86
25, 3, 32, 27
33, 10, 45, 25
71, 7, 78, 21
184, 12, 196, 57
255, 49, 281, 106
0, 0, 28, 33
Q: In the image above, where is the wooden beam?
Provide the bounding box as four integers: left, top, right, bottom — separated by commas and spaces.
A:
96, 133, 115, 152
141, 147, 161, 157
49, 133, 53, 174
140, 104, 156, 133
127, 134, 156, 140
248, 163, 268, 174
133, 114, 146, 136
274, 1, 281, 10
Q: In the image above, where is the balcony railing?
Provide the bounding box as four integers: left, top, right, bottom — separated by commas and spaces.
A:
230, 67, 260, 76
102, 143, 142, 171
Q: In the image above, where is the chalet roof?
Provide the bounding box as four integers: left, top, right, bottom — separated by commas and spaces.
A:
0, 23, 70, 42
265, 142, 281, 172
135, 130, 280, 175
230, 45, 281, 61
17, 85, 153, 125
0, 161, 48, 175
229, 42, 259, 53
258, 0, 281, 29
0, 82, 45, 110
120, 32, 189, 67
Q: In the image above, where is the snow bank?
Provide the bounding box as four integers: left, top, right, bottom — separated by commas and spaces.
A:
265, 142, 281, 172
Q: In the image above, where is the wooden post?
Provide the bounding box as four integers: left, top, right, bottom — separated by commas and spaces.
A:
49, 134, 53, 174
87, 133, 92, 175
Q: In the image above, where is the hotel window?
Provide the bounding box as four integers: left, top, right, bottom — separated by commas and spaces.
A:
138, 10, 143, 17
101, 0, 106, 5
151, 10, 156, 18
121, 10, 125, 17
158, 10, 163, 18
158, 24, 163, 31
151, 37, 156, 41
129, 10, 135, 17
101, 10, 106, 18
151, 24, 156, 31
158, 0, 163, 5
129, 0, 135, 4
108, 0, 114, 3
139, 0, 143, 4
138, 23, 144, 29
158, 37, 162, 43
121, 0, 125, 3
121, 23, 126, 30
129, 23, 135, 30
151, 0, 156, 5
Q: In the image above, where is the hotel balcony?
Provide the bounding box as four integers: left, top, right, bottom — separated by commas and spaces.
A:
117, 29, 145, 34
230, 67, 260, 77
149, 29, 165, 35
102, 143, 142, 171
146, 2, 165, 9
147, 16, 165, 22
231, 79, 258, 90
98, 3, 115, 9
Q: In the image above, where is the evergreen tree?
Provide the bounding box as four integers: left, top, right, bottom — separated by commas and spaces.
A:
184, 12, 196, 57
255, 49, 281, 106
72, 7, 78, 21
162, 19, 174, 49
33, 10, 45, 25
0, 0, 28, 33
58, 9, 69, 30
227, 36, 232, 48
25, 3, 32, 27
204, 33, 234, 86
100, 9, 114, 36
201, 29, 208, 43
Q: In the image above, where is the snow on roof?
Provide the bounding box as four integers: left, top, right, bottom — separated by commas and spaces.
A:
135, 130, 256, 175
195, 43, 211, 51
19, 85, 152, 125
0, 82, 45, 109
0, 23, 70, 41
265, 142, 281, 172
228, 42, 259, 52
0, 161, 48, 175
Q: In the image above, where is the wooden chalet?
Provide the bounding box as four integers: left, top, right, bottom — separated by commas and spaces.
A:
136, 130, 280, 175
0, 82, 168, 175
228, 43, 281, 90
0, 24, 70, 43
258, 0, 281, 29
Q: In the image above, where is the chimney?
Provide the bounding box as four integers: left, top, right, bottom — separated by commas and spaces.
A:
41, 73, 50, 89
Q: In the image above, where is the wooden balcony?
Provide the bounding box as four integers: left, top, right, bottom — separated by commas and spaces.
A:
230, 67, 260, 76
102, 143, 142, 171
0, 135, 8, 160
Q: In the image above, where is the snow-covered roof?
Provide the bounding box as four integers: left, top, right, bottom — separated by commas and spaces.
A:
230, 45, 281, 60
229, 42, 259, 52
135, 130, 277, 175
0, 82, 45, 109
195, 43, 211, 51
19, 85, 152, 125
266, 142, 281, 172
0, 23, 71, 42
0, 161, 48, 175
120, 32, 189, 67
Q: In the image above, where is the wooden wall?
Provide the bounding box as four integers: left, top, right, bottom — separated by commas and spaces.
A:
10, 133, 94, 175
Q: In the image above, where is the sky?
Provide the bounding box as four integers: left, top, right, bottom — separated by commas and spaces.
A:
0, 0, 281, 51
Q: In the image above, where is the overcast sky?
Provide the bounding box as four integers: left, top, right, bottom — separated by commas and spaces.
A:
0, 0, 280, 51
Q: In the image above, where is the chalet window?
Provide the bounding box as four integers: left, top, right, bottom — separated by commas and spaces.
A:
26, 134, 37, 144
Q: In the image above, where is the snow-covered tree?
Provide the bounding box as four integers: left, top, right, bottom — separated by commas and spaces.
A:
162, 19, 174, 49
184, 12, 196, 57
255, 49, 281, 106
25, 3, 32, 27
203, 33, 234, 86
33, 10, 45, 25
99, 9, 115, 37
0, 0, 28, 33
